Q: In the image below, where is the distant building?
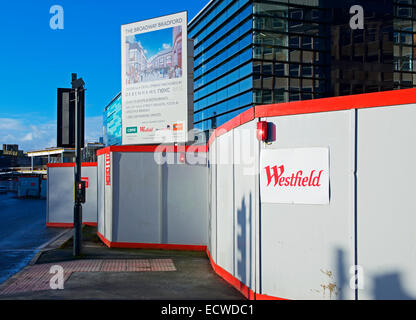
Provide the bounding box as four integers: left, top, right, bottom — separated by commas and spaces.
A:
25, 147, 76, 172
82, 142, 105, 162
0, 144, 30, 169
103, 93, 122, 146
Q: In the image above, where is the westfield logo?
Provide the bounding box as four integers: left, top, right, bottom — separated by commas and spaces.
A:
140, 127, 153, 132
264, 165, 324, 187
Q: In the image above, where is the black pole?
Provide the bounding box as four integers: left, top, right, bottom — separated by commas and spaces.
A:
73, 74, 82, 257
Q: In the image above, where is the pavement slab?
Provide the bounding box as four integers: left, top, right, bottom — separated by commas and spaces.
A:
0, 226, 244, 300
0, 259, 176, 296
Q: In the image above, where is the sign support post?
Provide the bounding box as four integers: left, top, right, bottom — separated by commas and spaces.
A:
71, 73, 85, 257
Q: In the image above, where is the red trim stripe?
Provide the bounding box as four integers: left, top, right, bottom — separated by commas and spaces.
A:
47, 163, 75, 168
255, 293, 287, 300
214, 88, 416, 141
96, 232, 206, 251
96, 146, 111, 156
207, 130, 217, 148
97, 231, 111, 247
47, 162, 97, 168
97, 145, 207, 155
205, 248, 287, 300
83, 222, 98, 227
239, 107, 256, 125
255, 87, 416, 119
96, 89, 416, 154
85, 89, 416, 300
46, 222, 98, 228
81, 162, 98, 167
46, 222, 74, 228
205, 247, 255, 299
96, 231, 286, 300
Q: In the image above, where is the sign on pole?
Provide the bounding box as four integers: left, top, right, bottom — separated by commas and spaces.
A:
57, 88, 84, 148
121, 11, 190, 145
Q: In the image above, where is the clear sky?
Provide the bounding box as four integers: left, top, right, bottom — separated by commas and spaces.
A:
0, 0, 207, 151
134, 27, 173, 61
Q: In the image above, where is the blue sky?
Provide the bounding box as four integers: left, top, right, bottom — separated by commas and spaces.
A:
0, 0, 207, 151
133, 27, 174, 61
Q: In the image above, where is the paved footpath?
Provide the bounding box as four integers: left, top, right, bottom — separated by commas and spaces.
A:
0, 226, 244, 300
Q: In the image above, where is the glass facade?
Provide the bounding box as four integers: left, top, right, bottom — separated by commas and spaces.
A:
189, 0, 416, 132
189, 0, 254, 132
103, 93, 122, 146
103, 0, 416, 138
393, 0, 416, 89
252, 0, 330, 104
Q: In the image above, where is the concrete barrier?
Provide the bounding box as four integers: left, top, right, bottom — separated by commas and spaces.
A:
17, 176, 40, 198
46, 163, 98, 227
40, 177, 47, 199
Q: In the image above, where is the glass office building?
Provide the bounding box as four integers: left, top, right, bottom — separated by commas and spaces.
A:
103, 93, 122, 146
103, 0, 416, 143
189, 0, 254, 131
189, 0, 416, 132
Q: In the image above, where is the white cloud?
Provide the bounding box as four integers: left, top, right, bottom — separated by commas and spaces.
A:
162, 43, 171, 50
0, 118, 23, 130
22, 132, 33, 141
0, 115, 103, 152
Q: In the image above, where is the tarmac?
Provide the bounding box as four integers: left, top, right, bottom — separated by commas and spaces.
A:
0, 225, 244, 300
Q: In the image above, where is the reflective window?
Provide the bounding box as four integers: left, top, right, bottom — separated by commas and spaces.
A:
190, 0, 416, 131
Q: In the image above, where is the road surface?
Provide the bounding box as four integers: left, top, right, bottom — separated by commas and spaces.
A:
0, 192, 63, 285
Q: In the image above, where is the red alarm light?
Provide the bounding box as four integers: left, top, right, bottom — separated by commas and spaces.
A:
257, 121, 268, 141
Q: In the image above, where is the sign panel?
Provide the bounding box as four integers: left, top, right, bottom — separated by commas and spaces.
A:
260, 148, 330, 205
105, 152, 111, 186
57, 88, 84, 148
121, 11, 188, 145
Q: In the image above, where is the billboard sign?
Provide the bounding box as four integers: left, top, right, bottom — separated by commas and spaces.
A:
121, 11, 189, 145
260, 148, 330, 205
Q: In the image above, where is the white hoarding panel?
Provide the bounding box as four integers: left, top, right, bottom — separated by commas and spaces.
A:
357, 104, 416, 300
260, 148, 330, 205
121, 11, 188, 144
